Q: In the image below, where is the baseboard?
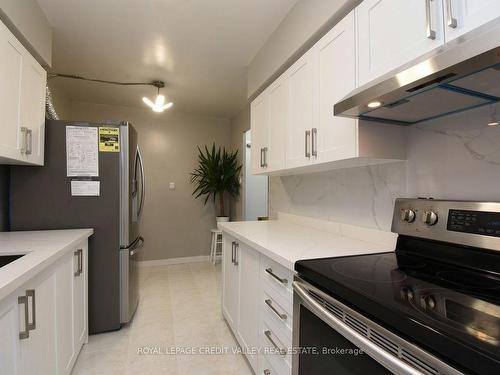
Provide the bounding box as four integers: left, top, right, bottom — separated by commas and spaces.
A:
138, 255, 210, 267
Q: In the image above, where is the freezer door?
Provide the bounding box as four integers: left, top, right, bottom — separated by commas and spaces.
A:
120, 236, 143, 323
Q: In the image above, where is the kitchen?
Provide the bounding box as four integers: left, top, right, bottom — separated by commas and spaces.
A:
0, 0, 499, 374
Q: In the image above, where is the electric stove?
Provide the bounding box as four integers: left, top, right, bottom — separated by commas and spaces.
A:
293, 199, 500, 375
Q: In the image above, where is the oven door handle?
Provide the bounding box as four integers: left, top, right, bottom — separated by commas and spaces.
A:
293, 281, 424, 375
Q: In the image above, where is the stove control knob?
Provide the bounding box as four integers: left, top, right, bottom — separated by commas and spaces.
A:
422, 210, 438, 226
401, 209, 416, 223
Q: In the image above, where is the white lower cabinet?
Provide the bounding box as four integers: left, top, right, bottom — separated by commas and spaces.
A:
222, 234, 293, 375
0, 240, 88, 375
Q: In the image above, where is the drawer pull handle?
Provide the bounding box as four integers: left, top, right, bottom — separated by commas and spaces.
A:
26, 289, 36, 331
18, 295, 29, 340
264, 330, 286, 356
265, 268, 288, 285
265, 299, 287, 321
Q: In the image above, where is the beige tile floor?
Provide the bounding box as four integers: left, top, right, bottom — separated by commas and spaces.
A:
72, 262, 253, 375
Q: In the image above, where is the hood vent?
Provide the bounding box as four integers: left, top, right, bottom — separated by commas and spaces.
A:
334, 24, 500, 125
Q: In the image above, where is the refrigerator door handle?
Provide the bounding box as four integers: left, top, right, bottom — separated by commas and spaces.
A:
136, 146, 146, 219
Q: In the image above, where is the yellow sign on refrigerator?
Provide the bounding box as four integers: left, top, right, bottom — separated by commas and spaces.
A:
98, 127, 120, 152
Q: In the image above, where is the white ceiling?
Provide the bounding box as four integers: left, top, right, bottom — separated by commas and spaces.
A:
37, 0, 298, 117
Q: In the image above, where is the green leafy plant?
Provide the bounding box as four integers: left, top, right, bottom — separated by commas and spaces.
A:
190, 143, 242, 217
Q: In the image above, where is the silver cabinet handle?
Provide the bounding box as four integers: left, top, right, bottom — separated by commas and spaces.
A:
26, 129, 32, 155
18, 295, 29, 340
311, 128, 318, 157
259, 148, 264, 167
425, 0, 436, 40
26, 289, 36, 331
305, 130, 311, 158
445, 0, 457, 28
265, 299, 287, 320
264, 330, 286, 355
262, 147, 268, 168
265, 268, 288, 285
263, 370, 271, 375
74, 249, 83, 276
233, 242, 239, 266
231, 241, 235, 264
20, 127, 28, 154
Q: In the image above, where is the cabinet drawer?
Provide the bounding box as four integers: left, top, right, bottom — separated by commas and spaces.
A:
260, 354, 288, 375
262, 289, 292, 333
260, 256, 294, 301
260, 320, 292, 375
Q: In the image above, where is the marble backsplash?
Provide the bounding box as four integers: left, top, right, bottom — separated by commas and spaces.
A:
269, 104, 500, 232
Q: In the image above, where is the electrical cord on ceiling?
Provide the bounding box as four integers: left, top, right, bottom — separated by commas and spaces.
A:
48, 73, 165, 88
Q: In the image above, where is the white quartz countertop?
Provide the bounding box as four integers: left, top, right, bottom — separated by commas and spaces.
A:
0, 229, 93, 301
218, 218, 396, 271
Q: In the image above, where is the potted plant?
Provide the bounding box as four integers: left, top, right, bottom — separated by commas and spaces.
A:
190, 143, 242, 222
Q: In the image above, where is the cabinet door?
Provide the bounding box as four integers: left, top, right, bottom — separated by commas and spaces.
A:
0, 293, 21, 375
74, 243, 88, 350
316, 11, 358, 163
0, 21, 23, 159
267, 77, 287, 172
444, 0, 500, 41
222, 236, 239, 330
250, 93, 269, 174
19, 271, 57, 375
237, 244, 260, 372
55, 253, 75, 374
20, 53, 46, 165
286, 50, 316, 169
357, 0, 444, 86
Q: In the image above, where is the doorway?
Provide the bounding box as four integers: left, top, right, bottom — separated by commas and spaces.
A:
243, 130, 268, 221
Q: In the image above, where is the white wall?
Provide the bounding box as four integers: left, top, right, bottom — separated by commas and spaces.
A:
247, 0, 359, 98
270, 104, 500, 231
0, 0, 52, 66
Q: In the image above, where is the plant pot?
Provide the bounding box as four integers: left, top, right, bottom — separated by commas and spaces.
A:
216, 216, 229, 223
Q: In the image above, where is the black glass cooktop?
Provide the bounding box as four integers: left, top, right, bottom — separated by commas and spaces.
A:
295, 237, 500, 374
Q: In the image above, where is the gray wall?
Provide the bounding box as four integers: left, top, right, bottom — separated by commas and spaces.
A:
229, 105, 251, 221
69, 101, 232, 261
0, 0, 52, 66
0, 166, 8, 231
270, 104, 500, 231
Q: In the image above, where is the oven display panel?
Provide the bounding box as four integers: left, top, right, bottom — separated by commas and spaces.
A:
448, 209, 500, 237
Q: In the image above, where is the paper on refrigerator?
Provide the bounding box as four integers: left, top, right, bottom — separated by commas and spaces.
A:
66, 126, 99, 177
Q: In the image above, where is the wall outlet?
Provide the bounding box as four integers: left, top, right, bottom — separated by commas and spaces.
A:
169, 182, 175, 190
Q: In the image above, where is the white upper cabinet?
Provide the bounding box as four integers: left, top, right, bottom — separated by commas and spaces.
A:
356, 0, 445, 87
315, 10, 357, 163
266, 77, 287, 172
285, 50, 316, 169
251, 76, 287, 174
443, 0, 500, 41
250, 93, 268, 174
0, 19, 46, 166
0, 21, 24, 162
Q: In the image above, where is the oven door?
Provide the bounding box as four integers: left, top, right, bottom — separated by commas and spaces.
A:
292, 278, 463, 375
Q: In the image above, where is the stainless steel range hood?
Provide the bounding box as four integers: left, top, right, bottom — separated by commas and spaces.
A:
334, 22, 500, 126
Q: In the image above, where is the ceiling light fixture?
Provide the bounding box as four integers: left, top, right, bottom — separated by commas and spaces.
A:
367, 101, 383, 109
48, 74, 174, 113
142, 81, 173, 113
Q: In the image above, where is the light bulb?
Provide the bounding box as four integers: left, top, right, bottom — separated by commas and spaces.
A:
142, 94, 173, 112
367, 101, 382, 108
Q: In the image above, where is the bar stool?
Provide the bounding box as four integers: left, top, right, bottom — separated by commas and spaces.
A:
210, 229, 223, 264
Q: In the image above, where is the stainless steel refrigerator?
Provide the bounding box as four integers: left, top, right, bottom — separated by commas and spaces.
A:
9, 120, 145, 333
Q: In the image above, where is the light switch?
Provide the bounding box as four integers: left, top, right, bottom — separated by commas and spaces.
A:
169, 182, 175, 190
